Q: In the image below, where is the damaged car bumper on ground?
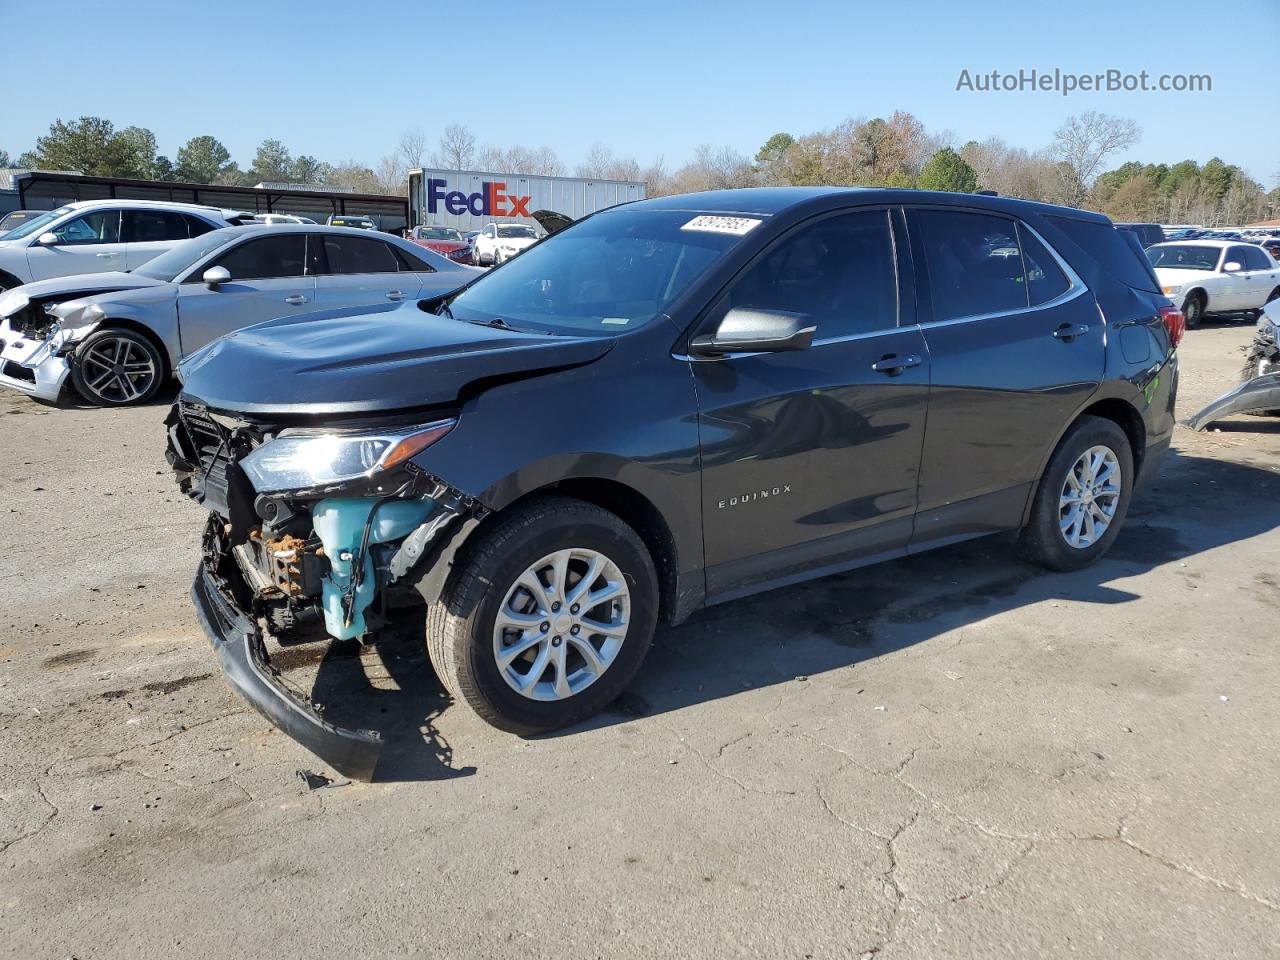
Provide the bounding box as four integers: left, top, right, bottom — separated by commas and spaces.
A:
1186, 305, 1280, 430
168, 399, 486, 779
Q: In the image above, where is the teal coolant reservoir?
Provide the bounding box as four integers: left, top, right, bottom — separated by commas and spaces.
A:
311, 497, 435, 641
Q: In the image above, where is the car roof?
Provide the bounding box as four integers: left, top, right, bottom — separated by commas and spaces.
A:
1148, 239, 1238, 249
60, 197, 229, 216
628, 186, 1114, 224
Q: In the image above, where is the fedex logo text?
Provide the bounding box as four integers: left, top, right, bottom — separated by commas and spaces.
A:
427, 178, 532, 218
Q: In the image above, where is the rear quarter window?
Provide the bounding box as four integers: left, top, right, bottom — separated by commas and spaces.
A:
1045, 216, 1160, 294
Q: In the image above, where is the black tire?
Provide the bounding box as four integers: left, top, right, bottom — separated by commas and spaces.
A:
426, 497, 659, 735
1182, 291, 1206, 329
70, 327, 166, 407
1019, 416, 1134, 572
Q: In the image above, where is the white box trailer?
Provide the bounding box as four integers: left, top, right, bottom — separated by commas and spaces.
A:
407, 168, 646, 233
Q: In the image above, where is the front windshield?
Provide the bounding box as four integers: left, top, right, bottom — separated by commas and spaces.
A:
1, 206, 73, 241
1147, 245, 1220, 271
420, 227, 462, 241
133, 229, 239, 281
449, 208, 753, 334
497, 224, 538, 239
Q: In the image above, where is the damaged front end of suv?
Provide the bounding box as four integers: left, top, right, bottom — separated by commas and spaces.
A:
167, 401, 488, 780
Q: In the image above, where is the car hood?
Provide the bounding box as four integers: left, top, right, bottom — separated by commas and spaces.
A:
179, 301, 615, 416
1152, 267, 1217, 287
0, 271, 169, 314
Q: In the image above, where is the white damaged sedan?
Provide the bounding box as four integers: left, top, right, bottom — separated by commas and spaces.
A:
0, 225, 477, 405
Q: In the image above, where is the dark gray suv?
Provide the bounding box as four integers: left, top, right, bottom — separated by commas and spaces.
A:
167, 187, 1181, 777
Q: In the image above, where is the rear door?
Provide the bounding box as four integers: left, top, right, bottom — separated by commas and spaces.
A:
1238, 245, 1279, 308
25, 208, 126, 279
905, 206, 1104, 547
122, 209, 194, 270
174, 233, 316, 355
312, 234, 425, 310
693, 207, 931, 599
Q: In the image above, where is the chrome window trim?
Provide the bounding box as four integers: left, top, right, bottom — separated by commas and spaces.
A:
921, 218, 1090, 329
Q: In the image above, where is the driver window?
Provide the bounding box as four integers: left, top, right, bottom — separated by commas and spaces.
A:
52, 210, 121, 245
211, 235, 307, 280
724, 209, 899, 340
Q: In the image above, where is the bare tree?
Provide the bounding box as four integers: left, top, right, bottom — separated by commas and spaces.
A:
436, 123, 476, 171
398, 127, 428, 171
576, 143, 642, 182
1052, 111, 1141, 206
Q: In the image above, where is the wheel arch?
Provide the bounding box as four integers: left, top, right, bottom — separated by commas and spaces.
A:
81, 318, 173, 379
469, 477, 685, 625
0, 268, 23, 291
1020, 394, 1146, 526
1183, 286, 1208, 311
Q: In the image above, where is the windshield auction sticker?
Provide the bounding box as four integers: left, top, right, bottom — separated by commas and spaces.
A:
681, 215, 762, 236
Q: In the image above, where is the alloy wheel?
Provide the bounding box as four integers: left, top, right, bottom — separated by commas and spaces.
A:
492, 548, 630, 702
1059, 445, 1122, 549
79, 335, 157, 404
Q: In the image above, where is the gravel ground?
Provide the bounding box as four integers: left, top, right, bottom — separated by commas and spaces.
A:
1, 322, 1277, 959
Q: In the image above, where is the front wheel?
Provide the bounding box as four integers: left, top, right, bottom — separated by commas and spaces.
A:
70, 327, 165, 406
1182, 292, 1206, 329
1019, 416, 1134, 572
426, 497, 658, 734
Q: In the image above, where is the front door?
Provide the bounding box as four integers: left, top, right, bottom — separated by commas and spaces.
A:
904, 207, 1105, 545
25, 208, 126, 280
175, 233, 316, 355
692, 207, 930, 600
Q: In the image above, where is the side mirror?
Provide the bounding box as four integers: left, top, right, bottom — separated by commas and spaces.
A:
202, 266, 231, 288
690, 307, 815, 357
37, 232, 59, 246
1223, 261, 1242, 273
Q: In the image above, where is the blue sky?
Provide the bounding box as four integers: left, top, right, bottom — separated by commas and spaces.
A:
4, 0, 1277, 184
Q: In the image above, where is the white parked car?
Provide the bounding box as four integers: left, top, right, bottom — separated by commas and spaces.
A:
253, 213, 317, 225
1147, 240, 1280, 328
0, 199, 240, 291
0, 225, 478, 406
472, 221, 541, 266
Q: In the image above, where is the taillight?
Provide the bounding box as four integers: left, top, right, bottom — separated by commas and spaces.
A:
1159, 303, 1185, 348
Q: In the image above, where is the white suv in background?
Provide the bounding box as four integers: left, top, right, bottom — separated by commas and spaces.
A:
0, 199, 237, 291
472, 221, 542, 266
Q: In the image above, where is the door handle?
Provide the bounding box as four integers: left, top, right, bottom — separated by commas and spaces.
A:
95, 252, 118, 258
284, 295, 308, 305
871, 353, 923, 375
385, 290, 408, 301
1053, 323, 1090, 341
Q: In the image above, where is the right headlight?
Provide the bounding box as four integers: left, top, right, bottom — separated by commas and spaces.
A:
240, 419, 456, 494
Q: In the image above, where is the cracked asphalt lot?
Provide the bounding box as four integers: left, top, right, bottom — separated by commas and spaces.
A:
2, 325, 1278, 958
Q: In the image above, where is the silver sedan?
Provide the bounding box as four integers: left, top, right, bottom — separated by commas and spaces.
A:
0, 225, 479, 406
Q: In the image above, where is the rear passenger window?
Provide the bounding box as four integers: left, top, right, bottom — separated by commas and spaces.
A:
725, 209, 898, 339
185, 215, 217, 238
1243, 246, 1274, 271
323, 236, 403, 274
123, 210, 190, 243
1016, 224, 1071, 306
913, 210, 1026, 321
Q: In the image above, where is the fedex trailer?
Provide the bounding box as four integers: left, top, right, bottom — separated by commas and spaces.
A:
407, 168, 646, 232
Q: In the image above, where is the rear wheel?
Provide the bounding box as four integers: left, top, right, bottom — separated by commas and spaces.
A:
70, 327, 165, 406
1182, 291, 1206, 329
1020, 416, 1133, 572
426, 497, 658, 734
